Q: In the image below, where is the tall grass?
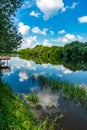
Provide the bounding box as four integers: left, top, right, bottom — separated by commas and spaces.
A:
0, 80, 38, 130
0, 79, 63, 130
38, 75, 87, 106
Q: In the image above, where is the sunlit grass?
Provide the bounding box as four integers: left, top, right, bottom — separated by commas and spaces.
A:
0, 79, 64, 130
28, 93, 39, 103
0, 80, 38, 130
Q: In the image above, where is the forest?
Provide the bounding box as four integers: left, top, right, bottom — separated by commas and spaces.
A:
19, 41, 87, 63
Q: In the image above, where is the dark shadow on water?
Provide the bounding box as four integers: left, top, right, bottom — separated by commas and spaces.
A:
57, 96, 87, 130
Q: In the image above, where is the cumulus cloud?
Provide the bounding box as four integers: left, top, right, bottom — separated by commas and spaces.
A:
78, 16, 87, 23
77, 35, 83, 40
38, 88, 59, 109
32, 26, 48, 35
18, 22, 30, 35
63, 69, 72, 74
21, 36, 39, 48
30, 11, 40, 17
52, 33, 83, 45
43, 39, 52, 47
19, 70, 28, 82
58, 29, 66, 34
65, 33, 76, 40
36, 0, 65, 20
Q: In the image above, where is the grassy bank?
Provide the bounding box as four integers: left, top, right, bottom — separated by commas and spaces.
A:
0, 80, 63, 130
1, 76, 87, 130
0, 80, 38, 130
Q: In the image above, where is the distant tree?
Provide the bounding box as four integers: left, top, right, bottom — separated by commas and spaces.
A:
62, 41, 87, 61
0, 0, 22, 54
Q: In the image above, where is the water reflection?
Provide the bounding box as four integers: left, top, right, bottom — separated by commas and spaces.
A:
1, 57, 87, 130
37, 88, 59, 109
1, 57, 87, 93
20, 54, 87, 71
0, 61, 11, 76
18, 70, 28, 82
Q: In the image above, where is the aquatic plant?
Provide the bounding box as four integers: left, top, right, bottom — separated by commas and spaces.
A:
39, 113, 64, 130
38, 75, 49, 88
37, 76, 87, 106
28, 92, 39, 103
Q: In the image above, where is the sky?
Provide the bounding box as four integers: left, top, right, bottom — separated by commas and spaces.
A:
15, 0, 87, 48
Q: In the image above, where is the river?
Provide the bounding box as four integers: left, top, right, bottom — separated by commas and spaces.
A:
1, 56, 87, 130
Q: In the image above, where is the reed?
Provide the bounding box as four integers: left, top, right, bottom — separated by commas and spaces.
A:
28, 92, 39, 103
37, 75, 87, 106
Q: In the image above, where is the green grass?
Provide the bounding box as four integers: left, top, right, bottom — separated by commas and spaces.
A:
39, 113, 64, 130
0, 79, 63, 130
1, 76, 87, 130
28, 93, 39, 103
0, 80, 38, 130
38, 76, 87, 106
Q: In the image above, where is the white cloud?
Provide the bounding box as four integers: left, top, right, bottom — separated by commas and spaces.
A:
50, 30, 54, 35
66, 2, 78, 10
65, 33, 76, 40
38, 88, 59, 109
52, 33, 83, 45
58, 29, 66, 34
57, 74, 63, 77
64, 34, 83, 42
63, 69, 72, 74
77, 35, 83, 40
62, 37, 69, 43
36, 0, 65, 20
18, 22, 30, 35
26, 62, 36, 70
22, 1, 32, 9
19, 70, 28, 82
21, 36, 39, 48
78, 16, 87, 23
70, 2, 78, 9
43, 39, 52, 47
32, 26, 48, 35
30, 11, 40, 17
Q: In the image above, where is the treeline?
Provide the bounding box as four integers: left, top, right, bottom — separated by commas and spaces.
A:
62, 41, 87, 61
19, 45, 63, 64
19, 41, 87, 62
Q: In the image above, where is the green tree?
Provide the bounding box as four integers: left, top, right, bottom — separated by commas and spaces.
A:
0, 0, 22, 54
62, 41, 87, 61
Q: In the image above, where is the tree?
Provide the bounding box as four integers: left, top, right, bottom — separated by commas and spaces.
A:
62, 41, 87, 61
0, 0, 22, 53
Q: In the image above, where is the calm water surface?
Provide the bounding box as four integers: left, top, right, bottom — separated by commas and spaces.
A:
1, 57, 87, 93
1, 57, 87, 130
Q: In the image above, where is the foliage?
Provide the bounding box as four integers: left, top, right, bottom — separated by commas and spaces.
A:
0, 0, 22, 53
63, 60, 87, 71
19, 45, 63, 65
0, 80, 38, 130
39, 113, 64, 130
28, 93, 39, 103
37, 75, 87, 106
62, 41, 87, 61
0, 79, 64, 130
19, 41, 87, 71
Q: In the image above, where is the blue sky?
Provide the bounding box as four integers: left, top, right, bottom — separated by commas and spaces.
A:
15, 0, 87, 48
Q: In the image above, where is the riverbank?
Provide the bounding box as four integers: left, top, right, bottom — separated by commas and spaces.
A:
0, 80, 38, 130
1, 76, 87, 130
